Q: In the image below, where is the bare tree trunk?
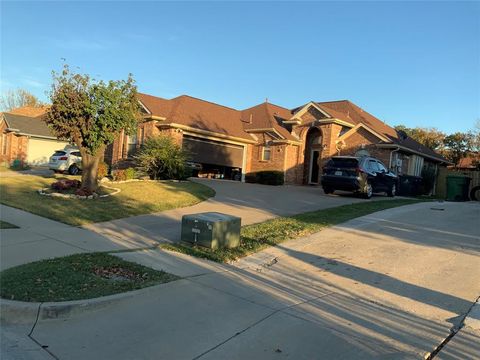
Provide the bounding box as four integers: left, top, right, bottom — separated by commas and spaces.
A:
79, 146, 105, 192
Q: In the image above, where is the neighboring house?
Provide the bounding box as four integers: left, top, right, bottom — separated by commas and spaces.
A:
0, 106, 69, 166
449, 152, 480, 170
107, 93, 449, 184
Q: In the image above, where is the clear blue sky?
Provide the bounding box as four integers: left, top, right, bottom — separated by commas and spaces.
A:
1, 1, 479, 134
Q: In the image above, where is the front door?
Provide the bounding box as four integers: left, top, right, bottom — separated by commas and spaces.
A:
309, 150, 320, 184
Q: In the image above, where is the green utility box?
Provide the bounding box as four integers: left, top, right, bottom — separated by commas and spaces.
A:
446, 175, 471, 201
181, 212, 241, 249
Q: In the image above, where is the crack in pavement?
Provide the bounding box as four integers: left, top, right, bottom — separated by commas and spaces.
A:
27, 303, 60, 360
191, 292, 334, 360
425, 295, 480, 360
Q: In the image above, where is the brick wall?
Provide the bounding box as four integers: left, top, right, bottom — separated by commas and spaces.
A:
0, 121, 28, 165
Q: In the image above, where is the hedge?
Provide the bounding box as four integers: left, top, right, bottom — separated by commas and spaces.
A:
245, 171, 284, 185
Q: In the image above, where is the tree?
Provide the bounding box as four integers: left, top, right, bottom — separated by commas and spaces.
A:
394, 125, 445, 151
0, 89, 44, 111
443, 132, 473, 167
45, 65, 139, 191
135, 136, 188, 180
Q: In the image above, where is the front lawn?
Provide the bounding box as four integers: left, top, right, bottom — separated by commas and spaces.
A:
0, 174, 215, 225
0, 253, 179, 302
161, 199, 424, 263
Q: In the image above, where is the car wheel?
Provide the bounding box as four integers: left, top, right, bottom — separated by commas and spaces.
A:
323, 187, 334, 194
387, 183, 396, 197
363, 182, 373, 199
68, 164, 79, 175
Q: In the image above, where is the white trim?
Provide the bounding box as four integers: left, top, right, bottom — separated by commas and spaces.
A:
138, 100, 151, 115
377, 143, 449, 163
158, 123, 257, 144
291, 102, 331, 121
338, 123, 390, 143
308, 149, 321, 184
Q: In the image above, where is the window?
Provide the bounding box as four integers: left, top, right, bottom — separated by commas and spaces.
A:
127, 134, 137, 157
368, 160, 379, 172
408, 155, 424, 176
377, 161, 387, 173
262, 146, 271, 161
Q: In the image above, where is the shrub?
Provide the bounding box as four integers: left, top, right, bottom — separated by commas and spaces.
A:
112, 167, 136, 181
51, 179, 81, 191
245, 171, 284, 185
125, 167, 136, 180
112, 169, 126, 181
10, 159, 30, 171
135, 136, 188, 180
97, 162, 109, 179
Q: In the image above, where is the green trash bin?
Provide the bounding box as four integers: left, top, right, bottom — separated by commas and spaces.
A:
446, 176, 471, 201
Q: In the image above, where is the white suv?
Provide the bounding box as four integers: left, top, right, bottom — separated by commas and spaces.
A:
48, 148, 82, 175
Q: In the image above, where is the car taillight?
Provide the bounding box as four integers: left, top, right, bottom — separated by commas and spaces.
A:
355, 167, 362, 175
59, 156, 68, 160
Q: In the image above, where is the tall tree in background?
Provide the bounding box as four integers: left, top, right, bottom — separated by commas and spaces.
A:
394, 125, 445, 151
443, 132, 473, 167
0, 89, 44, 111
45, 65, 140, 191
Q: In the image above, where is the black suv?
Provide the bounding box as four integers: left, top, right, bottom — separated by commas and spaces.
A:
321, 156, 397, 198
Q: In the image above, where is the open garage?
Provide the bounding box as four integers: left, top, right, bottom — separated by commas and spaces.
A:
182, 135, 245, 180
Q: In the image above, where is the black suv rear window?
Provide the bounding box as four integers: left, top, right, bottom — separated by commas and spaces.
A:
53, 151, 66, 156
327, 158, 359, 168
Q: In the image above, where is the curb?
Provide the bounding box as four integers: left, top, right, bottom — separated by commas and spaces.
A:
0, 280, 180, 326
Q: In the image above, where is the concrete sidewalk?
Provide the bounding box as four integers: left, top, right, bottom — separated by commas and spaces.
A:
4, 201, 477, 360
0, 205, 147, 270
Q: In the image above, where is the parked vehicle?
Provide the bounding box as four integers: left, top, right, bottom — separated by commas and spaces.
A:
321, 156, 397, 198
48, 147, 82, 175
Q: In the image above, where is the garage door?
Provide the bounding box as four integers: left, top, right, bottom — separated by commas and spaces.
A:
27, 138, 70, 165
182, 135, 244, 168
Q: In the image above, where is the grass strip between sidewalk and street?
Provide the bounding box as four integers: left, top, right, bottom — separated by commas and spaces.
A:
160, 199, 425, 263
0, 253, 180, 302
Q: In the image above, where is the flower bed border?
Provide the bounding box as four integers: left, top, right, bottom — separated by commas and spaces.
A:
38, 184, 121, 200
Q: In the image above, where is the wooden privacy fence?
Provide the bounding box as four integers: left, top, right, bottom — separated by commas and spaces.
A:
435, 167, 480, 199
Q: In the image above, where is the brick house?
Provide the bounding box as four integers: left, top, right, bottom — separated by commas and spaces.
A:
0, 106, 69, 166
107, 93, 449, 184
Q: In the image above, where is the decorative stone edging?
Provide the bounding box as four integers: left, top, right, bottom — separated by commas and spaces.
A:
37, 184, 121, 200
105, 178, 183, 184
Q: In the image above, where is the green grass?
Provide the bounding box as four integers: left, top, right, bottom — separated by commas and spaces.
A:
0, 253, 180, 302
161, 199, 424, 263
0, 220, 18, 229
0, 174, 215, 225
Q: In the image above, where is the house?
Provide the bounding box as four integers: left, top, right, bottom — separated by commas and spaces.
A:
107, 93, 449, 184
0, 106, 69, 166
449, 152, 480, 170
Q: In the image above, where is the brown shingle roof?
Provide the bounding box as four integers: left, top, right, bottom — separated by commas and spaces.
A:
241, 102, 297, 141
316, 100, 448, 162
137, 93, 253, 141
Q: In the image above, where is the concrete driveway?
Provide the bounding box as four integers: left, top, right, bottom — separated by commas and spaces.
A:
5, 201, 478, 360
83, 178, 392, 247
